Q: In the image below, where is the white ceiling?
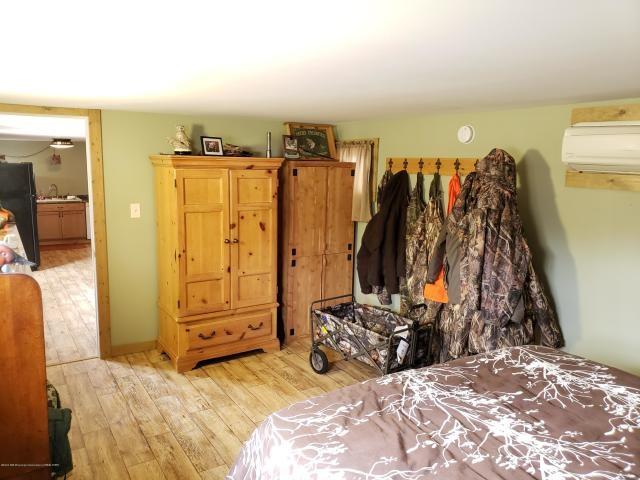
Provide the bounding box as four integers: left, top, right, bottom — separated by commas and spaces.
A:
0, 114, 87, 141
1, 1, 639, 122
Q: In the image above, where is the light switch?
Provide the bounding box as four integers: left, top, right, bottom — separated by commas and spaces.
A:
130, 203, 141, 218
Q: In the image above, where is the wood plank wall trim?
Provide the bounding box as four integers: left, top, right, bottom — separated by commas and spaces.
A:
571, 103, 640, 124
565, 170, 640, 192
566, 103, 640, 193
0, 103, 112, 357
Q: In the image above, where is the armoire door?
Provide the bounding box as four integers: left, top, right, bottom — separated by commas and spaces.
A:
322, 252, 354, 307
325, 166, 355, 254
177, 169, 230, 316
229, 170, 277, 309
287, 255, 323, 337
289, 166, 327, 257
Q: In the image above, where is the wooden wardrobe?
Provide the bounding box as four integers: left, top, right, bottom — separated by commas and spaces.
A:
279, 160, 355, 343
150, 155, 284, 372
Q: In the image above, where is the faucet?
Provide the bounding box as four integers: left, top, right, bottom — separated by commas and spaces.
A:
47, 184, 59, 198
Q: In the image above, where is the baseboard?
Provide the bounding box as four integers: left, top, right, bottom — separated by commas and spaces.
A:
110, 340, 157, 356
40, 238, 91, 247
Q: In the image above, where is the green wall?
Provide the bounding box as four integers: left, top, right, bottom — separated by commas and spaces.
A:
101, 111, 284, 346
1, 140, 88, 195
337, 98, 640, 375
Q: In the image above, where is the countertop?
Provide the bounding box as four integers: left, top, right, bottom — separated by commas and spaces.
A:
36, 198, 86, 204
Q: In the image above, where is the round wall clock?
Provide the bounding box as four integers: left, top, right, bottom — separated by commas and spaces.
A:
457, 125, 475, 144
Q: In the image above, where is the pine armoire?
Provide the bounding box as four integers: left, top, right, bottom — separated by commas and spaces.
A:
279, 160, 355, 343
150, 155, 284, 372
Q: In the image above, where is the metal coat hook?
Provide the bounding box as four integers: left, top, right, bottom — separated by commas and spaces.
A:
435, 158, 442, 172
418, 158, 424, 171
454, 158, 460, 173
474, 158, 479, 169
388, 158, 393, 171
403, 158, 408, 170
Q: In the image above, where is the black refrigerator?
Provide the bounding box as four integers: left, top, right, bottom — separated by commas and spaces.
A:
0, 162, 40, 268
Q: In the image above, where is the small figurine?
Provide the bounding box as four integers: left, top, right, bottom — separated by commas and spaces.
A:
167, 125, 192, 155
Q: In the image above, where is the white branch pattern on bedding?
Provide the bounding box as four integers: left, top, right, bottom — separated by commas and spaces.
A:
228, 347, 640, 480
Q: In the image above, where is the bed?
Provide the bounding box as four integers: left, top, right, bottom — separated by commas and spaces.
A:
228, 346, 640, 479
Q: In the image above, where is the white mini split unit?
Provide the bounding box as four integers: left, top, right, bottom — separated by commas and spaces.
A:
561, 121, 640, 174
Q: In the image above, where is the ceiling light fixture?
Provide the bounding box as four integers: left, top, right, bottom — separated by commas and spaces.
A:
50, 138, 74, 149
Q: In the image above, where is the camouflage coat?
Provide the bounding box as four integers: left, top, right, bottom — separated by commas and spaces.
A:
400, 172, 426, 313
403, 173, 444, 313
429, 148, 563, 362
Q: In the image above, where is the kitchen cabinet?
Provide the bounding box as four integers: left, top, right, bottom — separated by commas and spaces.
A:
151, 155, 284, 372
37, 202, 87, 243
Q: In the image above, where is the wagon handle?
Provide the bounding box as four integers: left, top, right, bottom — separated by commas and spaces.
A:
309, 294, 355, 354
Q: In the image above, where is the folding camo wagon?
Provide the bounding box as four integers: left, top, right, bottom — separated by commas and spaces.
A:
309, 294, 434, 375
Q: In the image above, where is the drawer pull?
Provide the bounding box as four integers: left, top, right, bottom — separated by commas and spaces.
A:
198, 330, 216, 340
224, 329, 233, 335
224, 239, 230, 244
248, 322, 264, 331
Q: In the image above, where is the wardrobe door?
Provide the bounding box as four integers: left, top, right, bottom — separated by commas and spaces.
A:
229, 169, 278, 309
325, 166, 355, 254
177, 169, 230, 316
287, 255, 323, 337
288, 166, 327, 257
322, 252, 354, 308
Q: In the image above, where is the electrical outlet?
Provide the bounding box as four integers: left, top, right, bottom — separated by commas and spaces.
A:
130, 203, 141, 218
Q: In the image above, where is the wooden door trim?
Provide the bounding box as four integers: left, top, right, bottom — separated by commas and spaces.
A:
0, 103, 112, 358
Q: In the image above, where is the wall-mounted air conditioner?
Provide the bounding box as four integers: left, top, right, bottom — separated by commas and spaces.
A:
561, 121, 640, 174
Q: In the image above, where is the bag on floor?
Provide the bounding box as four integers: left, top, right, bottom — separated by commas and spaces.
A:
48, 406, 73, 477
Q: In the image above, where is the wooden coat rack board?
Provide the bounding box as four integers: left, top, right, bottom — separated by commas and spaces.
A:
386, 157, 479, 176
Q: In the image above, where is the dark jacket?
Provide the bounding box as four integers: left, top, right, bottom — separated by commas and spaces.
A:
357, 170, 410, 295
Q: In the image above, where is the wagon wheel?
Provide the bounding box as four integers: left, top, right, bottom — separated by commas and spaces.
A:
309, 349, 329, 374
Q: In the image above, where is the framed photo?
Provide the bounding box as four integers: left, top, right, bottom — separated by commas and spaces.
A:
284, 123, 338, 160
283, 135, 300, 159
200, 136, 224, 156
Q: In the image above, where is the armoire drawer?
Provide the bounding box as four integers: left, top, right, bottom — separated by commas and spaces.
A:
183, 310, 272, 351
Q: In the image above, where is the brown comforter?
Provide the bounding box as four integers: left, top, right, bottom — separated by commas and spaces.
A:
228, 346, 640, 479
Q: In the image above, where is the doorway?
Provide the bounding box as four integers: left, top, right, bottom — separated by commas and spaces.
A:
0, 104, 111, 361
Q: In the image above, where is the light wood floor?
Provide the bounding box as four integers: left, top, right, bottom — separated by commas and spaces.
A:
46, 339, 377, 479
33, 245, 98, 365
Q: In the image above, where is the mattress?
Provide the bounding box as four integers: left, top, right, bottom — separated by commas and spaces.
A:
228, 346, 640, 479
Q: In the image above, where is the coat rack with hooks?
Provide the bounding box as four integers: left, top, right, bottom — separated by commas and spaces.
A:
386, 157, 479, 176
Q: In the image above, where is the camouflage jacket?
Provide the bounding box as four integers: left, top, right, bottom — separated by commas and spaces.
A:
429, 149, 563, 359
403, 173, 444, 312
